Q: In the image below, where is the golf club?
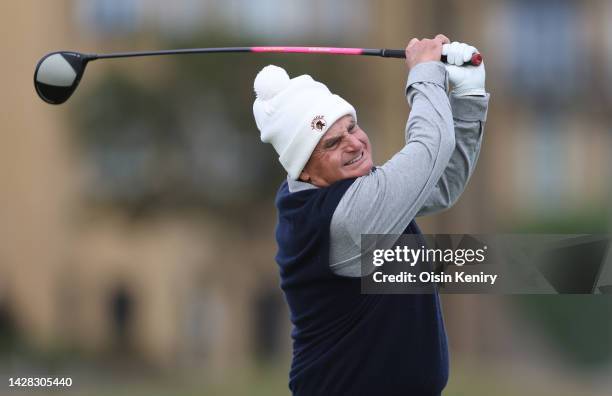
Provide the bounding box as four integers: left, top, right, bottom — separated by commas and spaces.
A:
34, 46, 483, 105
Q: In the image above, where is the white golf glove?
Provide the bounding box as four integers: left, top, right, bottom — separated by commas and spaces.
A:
442, 42, 486, 96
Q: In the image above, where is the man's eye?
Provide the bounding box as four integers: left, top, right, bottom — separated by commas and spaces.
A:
348, 124, 356, 133
325, 139, 340, 149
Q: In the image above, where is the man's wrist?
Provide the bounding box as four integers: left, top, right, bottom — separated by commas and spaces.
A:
449, 93, 490, 122
451, 88, 486, 97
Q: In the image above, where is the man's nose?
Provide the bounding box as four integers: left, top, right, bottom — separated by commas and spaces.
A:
343, 132, 362, 150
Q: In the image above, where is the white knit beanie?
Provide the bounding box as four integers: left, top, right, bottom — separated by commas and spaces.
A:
253, 65, 356, 180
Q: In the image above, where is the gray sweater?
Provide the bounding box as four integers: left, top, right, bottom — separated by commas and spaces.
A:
287, 61, 490, 277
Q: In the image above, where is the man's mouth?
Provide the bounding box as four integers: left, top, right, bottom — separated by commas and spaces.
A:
344, 151, 364, 166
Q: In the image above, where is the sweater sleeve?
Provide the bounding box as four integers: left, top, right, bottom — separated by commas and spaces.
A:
329, 62, 455, 277
416, 93, 490, 216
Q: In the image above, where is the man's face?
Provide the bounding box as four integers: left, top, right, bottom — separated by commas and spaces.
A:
299, 115, 373, 187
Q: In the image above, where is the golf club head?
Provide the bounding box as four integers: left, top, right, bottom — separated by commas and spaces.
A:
34, 51, 90, 105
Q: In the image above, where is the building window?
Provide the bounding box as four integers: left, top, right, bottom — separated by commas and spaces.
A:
503, 0, 583, 102
252, 288, 284, 361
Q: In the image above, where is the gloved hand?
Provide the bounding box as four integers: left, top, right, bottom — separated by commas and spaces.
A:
442, 42, 486, 96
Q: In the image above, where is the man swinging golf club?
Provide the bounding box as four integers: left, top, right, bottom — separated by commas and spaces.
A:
253, 34, 489, 396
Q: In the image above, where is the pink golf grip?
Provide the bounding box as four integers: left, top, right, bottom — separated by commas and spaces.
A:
251, 46, 364, 55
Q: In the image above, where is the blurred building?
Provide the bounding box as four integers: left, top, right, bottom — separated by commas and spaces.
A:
0, 0, 287, 374
0, 0, 610, 390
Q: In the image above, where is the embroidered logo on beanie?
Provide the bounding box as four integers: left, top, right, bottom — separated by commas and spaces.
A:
311, 115, 326, 132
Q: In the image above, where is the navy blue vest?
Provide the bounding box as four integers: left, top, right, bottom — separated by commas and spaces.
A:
275, 178, 448, 396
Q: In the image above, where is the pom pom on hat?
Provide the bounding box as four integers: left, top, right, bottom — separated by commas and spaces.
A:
254, 65, 290, 100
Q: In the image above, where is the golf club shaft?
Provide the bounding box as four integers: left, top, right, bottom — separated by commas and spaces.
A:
88, 46, 482, 66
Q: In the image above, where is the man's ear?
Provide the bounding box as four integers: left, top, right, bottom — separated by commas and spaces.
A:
299, 170, 311, 183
